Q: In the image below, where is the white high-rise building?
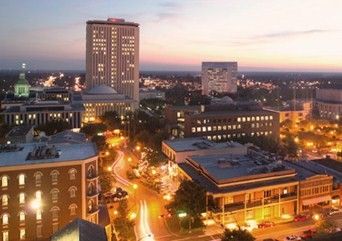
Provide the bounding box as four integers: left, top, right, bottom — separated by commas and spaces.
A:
86, 18, 139, 103
201, 62, 238, 95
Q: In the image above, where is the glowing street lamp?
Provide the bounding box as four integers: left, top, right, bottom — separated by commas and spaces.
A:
107, 166, 112, 172
132, 184, 138, 190
313, 214, 320, 221
129, 212, 137, 220
30, 199, 41, 210
178, 212, 187, 218
135, 145, 141, 152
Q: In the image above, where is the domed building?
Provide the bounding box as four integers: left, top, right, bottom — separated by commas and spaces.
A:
80, 84, 136, 123
14, 72, 31, 98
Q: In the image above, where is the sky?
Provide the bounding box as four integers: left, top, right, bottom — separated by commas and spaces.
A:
1, 0, 342, 72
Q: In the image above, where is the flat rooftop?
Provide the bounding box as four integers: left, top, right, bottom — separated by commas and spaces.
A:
186, 153, 295, 185
87, 18, 139, 27
163, 137, 244, 152
0, 142, 97, 167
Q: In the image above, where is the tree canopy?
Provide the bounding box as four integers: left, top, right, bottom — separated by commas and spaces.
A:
221, 228, 255, 241
36, 120, 71, 135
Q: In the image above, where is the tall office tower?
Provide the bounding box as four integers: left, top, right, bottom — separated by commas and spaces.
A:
201, 62, 238, 95
86, 18, 139, 102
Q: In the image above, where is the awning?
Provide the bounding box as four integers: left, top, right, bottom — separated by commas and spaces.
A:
302, 195, 331, 206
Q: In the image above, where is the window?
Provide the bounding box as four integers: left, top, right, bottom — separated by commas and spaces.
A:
20, 228, 25, 240
69, 204, 78, 216
1, 176, 8, 188
36, 191, 42, 201
69, 186, 77, 198
19, 193, 25, 204
36, 209, 42, 221
50, 170, 59, 184
2, 231, 8, 241
191, 127, 196, 133
2, 214, 9, 225
51, 189, 59, 203
19, 211, 25, 222
34, 172, 43, 186
68, 169, 77, 180
2, 195, 8, 206
36, 225, 42, 238
18, 174, 25, 186
51, 207, 60, 221
53, 223, 58, 233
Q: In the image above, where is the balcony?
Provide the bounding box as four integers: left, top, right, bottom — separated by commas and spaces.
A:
264, 196, 280, 205
246, 199, 262, 208
280, 192, 297, 201
224, 202, 245, 212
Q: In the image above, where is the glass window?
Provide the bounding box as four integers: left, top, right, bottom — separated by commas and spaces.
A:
2, 214, 9, 225
19, 212, 25, 222
36, 226, 42, 238
237, 117, 241, 122
1, 176, 8, 187
3, 231, 8, 241
207, 126, 212, 131
19, 193, 25, 204
191, 127, 196, 133
20, 228, 25, 240
2, 195, 8, 206
36, 191, 42, 201
19, 174, 25, 185
36, 210, 42, 221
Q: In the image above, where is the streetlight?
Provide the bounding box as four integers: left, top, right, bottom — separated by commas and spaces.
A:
129, 212, 137, 220
135, 145, 141, 152
107, 166, 112, 172
132, 184, 138, 190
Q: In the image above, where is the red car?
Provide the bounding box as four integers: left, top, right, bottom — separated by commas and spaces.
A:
294, 214, 307, 222
258, 221, 275, 229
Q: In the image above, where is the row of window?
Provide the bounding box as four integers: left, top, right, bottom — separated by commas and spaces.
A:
301, 185, 330, 196
206, 131, 273, 141
191, 122, 274, 133
192, 115, 274, 125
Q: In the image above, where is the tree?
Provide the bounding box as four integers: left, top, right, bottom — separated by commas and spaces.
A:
114, 200, 135, 241
167, 180, 206, 229
36, 120, 71, 135
99, 172, 115, 193
221, 228, 255, 241
100, 111, 121, 130
80, 123, 107, 137
91, 135, 106, 150
283, 135, 299, 157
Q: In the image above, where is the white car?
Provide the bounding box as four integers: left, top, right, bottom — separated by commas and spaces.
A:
284, 235, 301, 241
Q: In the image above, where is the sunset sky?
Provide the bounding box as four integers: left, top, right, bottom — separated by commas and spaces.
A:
1, 0, 342, 71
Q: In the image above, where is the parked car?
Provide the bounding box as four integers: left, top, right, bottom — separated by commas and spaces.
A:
301, 229, 316, 240
294, 214, 308, 222
258, 221, 275, 229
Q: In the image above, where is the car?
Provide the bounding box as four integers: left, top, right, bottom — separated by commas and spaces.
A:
258, 221, 275, 229
284, 235, 301, 241
328, 207, 342, 216
301, 229, 316, 239
294, 214, 307, 222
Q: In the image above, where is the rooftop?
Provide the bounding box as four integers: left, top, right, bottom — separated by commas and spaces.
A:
186, 153, 294, 185
163, 137, 244, 152
6, 125, 33, 137
0, 142, 97, 167
87, 18, 139, 27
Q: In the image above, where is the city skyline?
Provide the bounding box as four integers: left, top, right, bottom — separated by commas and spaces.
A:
1, 0, 342, 72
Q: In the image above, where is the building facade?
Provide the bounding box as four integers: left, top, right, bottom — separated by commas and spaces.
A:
165, 103, 279, 141
315, 88, 342, 121
0, 101, 84, 129
86, 18, 139, 102
202, 62, 238, 95
0, 142, 99, 241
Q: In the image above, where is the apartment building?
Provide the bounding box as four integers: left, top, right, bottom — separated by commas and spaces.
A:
0, 141, 99, 241
165, 103, 279, 141
315, 88, 342, 120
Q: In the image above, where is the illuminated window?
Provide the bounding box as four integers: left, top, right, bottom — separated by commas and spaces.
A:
237, 117, 241, 122
36, 191, 42, 201
1, 176, 8, 187
207, 126, 212, 131
19, 211, 25, 222
68, 169, 77, 180
191, 127, 196, 133
2, 231, 8, 241
51, 189, 59, 203
69, 186, 77, 198
18, 174, 25, 185
19, 193, 25, 204
242, 117, 246, 122
2, 195, 8, 206
36, 225, 42, 238
36, 209, 42, 221
2, 213, 9, 225
19, 228, 25, 240
34, 172, 43, 186
69, 204, 78, 216
51, 206, 60, 221
50, 170, 59, 184
196, 127, 201, 132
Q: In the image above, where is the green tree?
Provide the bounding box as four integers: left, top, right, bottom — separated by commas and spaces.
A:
167, 180, 206, 229
91, 135, 106, 150
36, 120, 71, 135
221, 228, 255, 241
80, 123, 107, 137
99, 172, 115, 193
283, 135, 299, 157
114, 200, 135, 241
100, 111, 121, 130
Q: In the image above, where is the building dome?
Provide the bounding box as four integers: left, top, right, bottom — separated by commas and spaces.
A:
14, 73, 30, 98
87, 85, 118, 95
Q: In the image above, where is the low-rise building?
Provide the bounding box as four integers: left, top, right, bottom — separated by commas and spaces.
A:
0, 100, 84, 129
5, 125, 34, 144
0, 141, 99, 241
165, 103, 279, 141
162, 137, 247, 163
139, 89, 165, 101
316, 88, 342, 121
179, 152, 299, 226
